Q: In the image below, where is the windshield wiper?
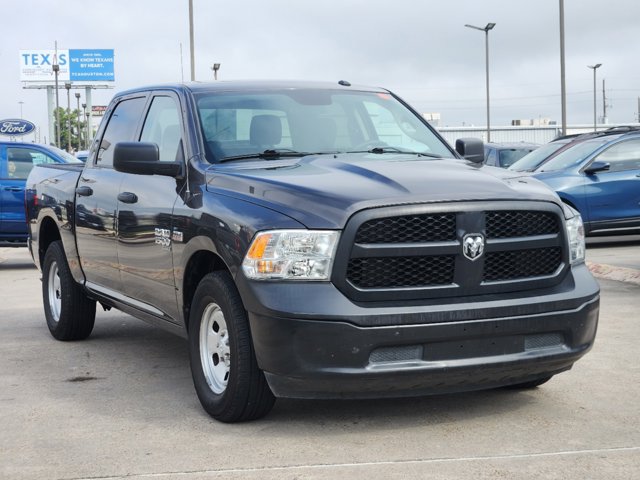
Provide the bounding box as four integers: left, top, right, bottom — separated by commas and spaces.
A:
219, 149, 312, 163
346, 146, 442, 158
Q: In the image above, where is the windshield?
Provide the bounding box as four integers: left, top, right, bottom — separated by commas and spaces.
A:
195, 89, 453, 162
508, 140, 569, 171
498, 148, 537, 168
50, 146, 82, 163
535, 137, 611, 172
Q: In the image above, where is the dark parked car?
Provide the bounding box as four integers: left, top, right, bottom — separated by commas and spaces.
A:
531, 130, 640, 235
483, 142, 539, 168
0, 142, 80, 244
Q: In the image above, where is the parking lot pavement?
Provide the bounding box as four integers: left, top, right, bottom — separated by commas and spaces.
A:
1, 247, 639, 479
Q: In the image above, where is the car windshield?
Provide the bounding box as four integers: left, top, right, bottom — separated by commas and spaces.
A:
508, 140, 570, 171
49, 146, 82, 163
535, 137, 611, 172
194, 89, 453, 162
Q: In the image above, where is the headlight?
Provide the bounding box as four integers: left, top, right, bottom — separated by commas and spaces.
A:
566, 214, 585, 264
242, 230, 339, 280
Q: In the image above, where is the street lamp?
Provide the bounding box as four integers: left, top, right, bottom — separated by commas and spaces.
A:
587, 64, 602, 132
465, 22, 496, 143
53, 61, 60, 147
211, 63, 221, 80
559, 0, 567, 136
189, 0, 195, 81
65, 82, 72, 152
82, 103, 88, 149
75, 92, 81, 151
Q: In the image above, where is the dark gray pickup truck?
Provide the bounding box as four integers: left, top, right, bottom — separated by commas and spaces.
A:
26, 81, 600, 422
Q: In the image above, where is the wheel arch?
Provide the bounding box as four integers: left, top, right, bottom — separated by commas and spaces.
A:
37, 216, 62, 269
182, 249, 231, 332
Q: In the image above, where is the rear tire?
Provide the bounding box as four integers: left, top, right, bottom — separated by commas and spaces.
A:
42, 240, 96, 341
188, 271, 275, 423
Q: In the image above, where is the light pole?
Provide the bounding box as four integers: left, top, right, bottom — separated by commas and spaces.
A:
189, 0, 195, 81
587, 63, 602, 132
465, 22, 496, 143
559, 0, 567, 136
211, 63, 221, 80
75, 92, 81, 151
65, 82, 72, 152
53, 61, 60, 148
82, 103, 88, 149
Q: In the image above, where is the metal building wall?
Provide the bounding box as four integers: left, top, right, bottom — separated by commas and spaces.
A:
436, 124, 640, 146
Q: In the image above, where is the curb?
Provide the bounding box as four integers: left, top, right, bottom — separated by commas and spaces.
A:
587, 261, 640, 287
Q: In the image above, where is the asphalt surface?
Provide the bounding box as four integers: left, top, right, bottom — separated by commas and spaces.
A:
0, 242, 639, 480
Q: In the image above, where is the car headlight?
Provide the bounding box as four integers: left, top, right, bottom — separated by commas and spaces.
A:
565, 213, 585, 264
242, 230, 339, 280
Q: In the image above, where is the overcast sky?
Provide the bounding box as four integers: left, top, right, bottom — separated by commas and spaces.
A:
2, 0, 640, 142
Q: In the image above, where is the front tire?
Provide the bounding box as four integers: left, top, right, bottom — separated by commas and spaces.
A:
188, 271, 275, 423
42, 240, 96, 340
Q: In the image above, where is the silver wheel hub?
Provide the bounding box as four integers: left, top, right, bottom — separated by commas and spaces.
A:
199, 303, 230, 394
48, 261, 62, 323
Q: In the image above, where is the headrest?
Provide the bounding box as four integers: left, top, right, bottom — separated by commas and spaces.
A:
250, 115, 282, 146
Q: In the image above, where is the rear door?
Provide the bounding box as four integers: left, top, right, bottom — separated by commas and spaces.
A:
0, 145, 60, 239
582, 137, 640, 231
75, 94, 148, 292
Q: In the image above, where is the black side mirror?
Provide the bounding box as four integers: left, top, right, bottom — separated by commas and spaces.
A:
583, 160, 610, 175
455, 137, 485, 164
113, 142, 182, 177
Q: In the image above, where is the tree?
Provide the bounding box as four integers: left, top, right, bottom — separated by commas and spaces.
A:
53, 107, 86, 152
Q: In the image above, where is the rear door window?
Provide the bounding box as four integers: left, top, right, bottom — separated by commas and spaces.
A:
97, 96, 147, 167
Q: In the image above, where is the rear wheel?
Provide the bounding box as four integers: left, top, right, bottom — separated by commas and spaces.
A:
42, 241, 96, 340
188, 271, 275, 422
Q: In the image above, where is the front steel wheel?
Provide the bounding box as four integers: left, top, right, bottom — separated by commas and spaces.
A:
188, 271, 275, 423
199, 303, 231, 394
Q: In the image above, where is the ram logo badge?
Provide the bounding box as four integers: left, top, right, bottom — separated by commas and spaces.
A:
463, 234, 485, 261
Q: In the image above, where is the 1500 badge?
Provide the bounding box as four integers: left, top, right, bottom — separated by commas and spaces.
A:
155, 228, 184, 248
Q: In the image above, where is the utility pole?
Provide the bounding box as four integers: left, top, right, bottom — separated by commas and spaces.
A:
602, 79, 607, 124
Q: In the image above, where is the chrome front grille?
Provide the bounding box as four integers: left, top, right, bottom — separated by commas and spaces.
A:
333, 202, 568, 302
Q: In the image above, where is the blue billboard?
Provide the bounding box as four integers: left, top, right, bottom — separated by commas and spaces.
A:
69, 49, 114, 82
20, 49, 115, 82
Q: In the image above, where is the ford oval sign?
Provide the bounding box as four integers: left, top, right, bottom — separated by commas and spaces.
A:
0, 119, 36, 136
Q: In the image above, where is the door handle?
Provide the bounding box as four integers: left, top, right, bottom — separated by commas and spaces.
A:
117, 192, 138, 204
76, 186, 93, 196
3, 186, 23, 192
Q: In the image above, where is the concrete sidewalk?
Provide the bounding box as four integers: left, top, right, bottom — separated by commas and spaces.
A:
586, 235, 640, 287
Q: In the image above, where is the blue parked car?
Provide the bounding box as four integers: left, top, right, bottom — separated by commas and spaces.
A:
0, 142, 81, 244
532, 131, 640, 236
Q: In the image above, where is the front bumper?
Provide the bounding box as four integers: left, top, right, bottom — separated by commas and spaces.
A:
237, 263, 600, 399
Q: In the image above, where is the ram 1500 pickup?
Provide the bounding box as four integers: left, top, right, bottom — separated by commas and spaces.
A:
26, 81, 600, 422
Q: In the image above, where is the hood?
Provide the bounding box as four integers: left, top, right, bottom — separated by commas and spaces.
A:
205, 153, 561, 228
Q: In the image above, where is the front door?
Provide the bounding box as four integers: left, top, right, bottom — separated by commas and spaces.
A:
1, 146, 59, 240
116, 94, 185, 322
583, 138, 640, 231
